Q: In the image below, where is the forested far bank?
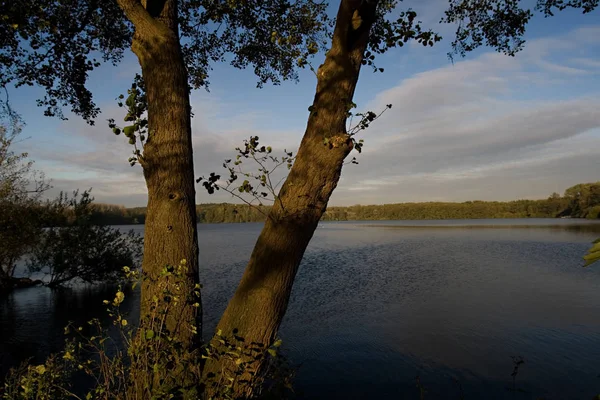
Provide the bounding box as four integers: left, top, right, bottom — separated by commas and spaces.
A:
88, 182, 600, 225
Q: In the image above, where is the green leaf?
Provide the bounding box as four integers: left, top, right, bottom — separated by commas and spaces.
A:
125, 93, 136, 107
584, 239, 600, 267
145, 329, 155, 340
273, 339, 282, 347
123, 125, 135, 137
267, 348, 277, 357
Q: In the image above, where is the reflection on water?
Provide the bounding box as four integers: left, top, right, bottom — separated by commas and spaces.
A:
0, 285, 139, 375
2, 219, 600, 399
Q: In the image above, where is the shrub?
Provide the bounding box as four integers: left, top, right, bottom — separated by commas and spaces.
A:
27, 191, 143, 287
2, 262, 295, 400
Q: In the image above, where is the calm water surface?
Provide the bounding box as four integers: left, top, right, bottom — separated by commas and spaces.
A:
2, 219, 600, 399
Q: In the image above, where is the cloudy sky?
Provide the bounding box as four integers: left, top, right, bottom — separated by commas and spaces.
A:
8, 1, 600, 207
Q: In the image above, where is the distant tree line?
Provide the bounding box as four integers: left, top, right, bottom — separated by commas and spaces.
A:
86, 203, 270, 225
87, 182, 600, 225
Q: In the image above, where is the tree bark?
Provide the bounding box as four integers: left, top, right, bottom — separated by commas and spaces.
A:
117, 0, 201, 347
207, 0, 379, 393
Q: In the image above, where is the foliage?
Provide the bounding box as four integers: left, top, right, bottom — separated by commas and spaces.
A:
442, 0, 533, 58
1, 344, 79, 400
197, 136, 296, 217
562, 182, 600, 218
368, 4, 442, 60
0, 123, 46, 201
0, 120, 49, 285
1, 263, 294, 400
27, 191, 143, 287
107, 74, 147, 167
179, 0, 330, 89
0, 0, 330, 123
442, 0, 598, 59
196, 102, 394, 215
536, 0, 599, 16
583, 239, 600, 267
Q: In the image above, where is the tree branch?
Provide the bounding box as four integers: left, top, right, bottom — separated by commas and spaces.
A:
116, 0, 164, 36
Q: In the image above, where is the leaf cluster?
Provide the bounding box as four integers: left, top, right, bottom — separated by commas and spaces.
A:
368, 2, 442, 71
442, 0, 533, 58
0, 0, 130, 122
441, 0, 597, 60
202, 329, 291, 399
1, 343, 80, 400
323, 103, 393, 166
197, 136, 295, 213
108, 74, 148, 167
180, 0, 330, 89
536, 0, 598, 16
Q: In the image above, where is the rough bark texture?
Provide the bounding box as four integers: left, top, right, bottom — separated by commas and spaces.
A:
208, 0, 379, 393
117, 0, 201, 347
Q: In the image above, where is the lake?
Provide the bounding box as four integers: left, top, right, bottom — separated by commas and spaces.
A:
2, 219, 600, 399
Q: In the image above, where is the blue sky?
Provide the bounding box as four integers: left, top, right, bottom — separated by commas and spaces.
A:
8, 0, 600, 207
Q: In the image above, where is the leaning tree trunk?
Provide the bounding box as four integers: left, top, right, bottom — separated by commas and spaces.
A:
206, 0, 379, 395
117, 0, 201, 348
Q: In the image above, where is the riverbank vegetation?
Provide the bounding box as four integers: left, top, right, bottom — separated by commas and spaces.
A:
2, 264, 294, 400
27, 191, 143, 288
0, 124, 142, 293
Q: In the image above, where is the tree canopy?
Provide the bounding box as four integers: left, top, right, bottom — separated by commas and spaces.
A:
5, 0, 597, 123
443, 0, 598, 58
0, 0, 329, 122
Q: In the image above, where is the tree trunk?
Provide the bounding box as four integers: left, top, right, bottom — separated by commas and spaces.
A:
117, 0, 201, 348
207, 0, 379, 394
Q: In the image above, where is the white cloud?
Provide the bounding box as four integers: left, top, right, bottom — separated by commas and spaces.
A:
330, 25, 600, 205
16, 93, 303, 206
571, 57, 600, 68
